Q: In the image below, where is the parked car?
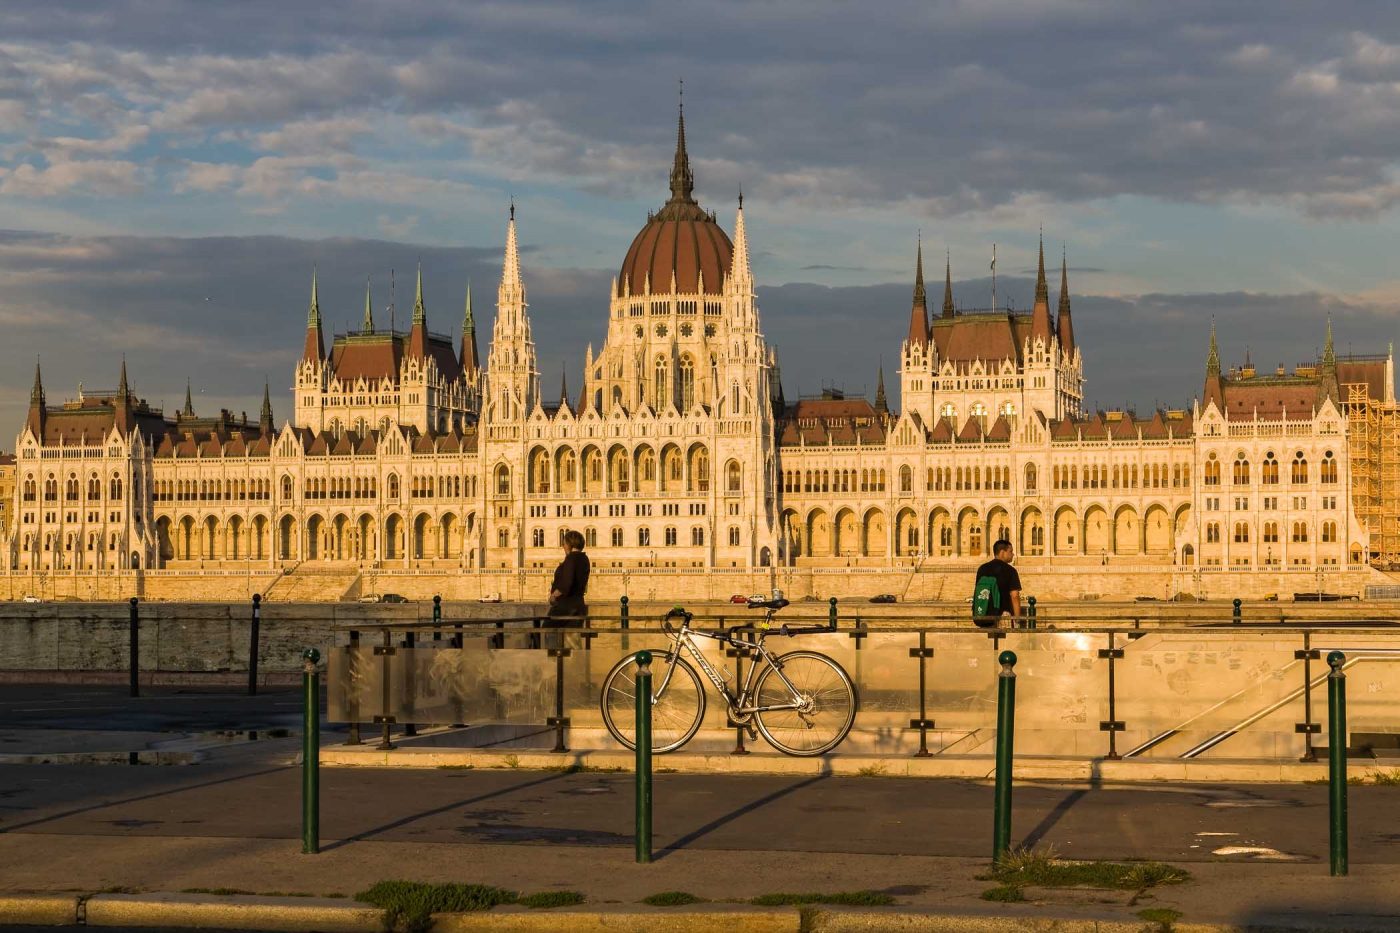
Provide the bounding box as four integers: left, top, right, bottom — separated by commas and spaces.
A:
478, 592, 502, 603
21, 594, 41, 603
869, 593, 897, 604
729, 594, 750, 604
381, 593, 409, 604
358, 594, 382, 603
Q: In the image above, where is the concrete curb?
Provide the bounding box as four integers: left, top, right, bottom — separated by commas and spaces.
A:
82, 893, 383, 931
319, 745, 1387, 785
0, 894, 78, 925
3, 892, 1394, 933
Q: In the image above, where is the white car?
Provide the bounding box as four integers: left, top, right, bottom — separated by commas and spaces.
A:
478, 592, 502, 603
21, 595, 41, 603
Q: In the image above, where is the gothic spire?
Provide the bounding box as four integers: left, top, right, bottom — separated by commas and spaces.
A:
25, 357, 44, 438
942, 251, 955, 318
1206, 319, 1220, 377
302, 267, 324, 362
259, 381, 274, 434
730, 194, 752, 286
559, 365, 571, 414
1057, 247, 1075, 357
906, 236, 930, 347
117, 357, 129, 401
874, 364, 889, 417
411, 263, 426, 326
182, 378, 195, 418
113, 358, 133, 434
502, 207, 522, 294
1030, 233, 1054, 345
669, 86, 695, 205
362, 277, 374, 333
460, 280, 480, 376
1318, 315, 1340, 406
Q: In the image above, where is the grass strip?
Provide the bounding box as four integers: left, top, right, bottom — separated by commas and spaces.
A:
992, 847, 1189, 891
980, 885, 1026, 903
516, 891, 585, 909
356, 881, 517, 933
642, 891, 708, 907
750, 890, 895, 907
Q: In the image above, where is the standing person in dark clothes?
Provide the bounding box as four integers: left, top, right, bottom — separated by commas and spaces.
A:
971, 539, 1021, 628
547, 529, 590, 624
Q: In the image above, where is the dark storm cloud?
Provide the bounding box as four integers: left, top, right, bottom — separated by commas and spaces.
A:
1, 229, 1390, 444
5, 2, 1400, 216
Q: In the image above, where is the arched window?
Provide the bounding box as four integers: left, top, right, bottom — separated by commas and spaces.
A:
899, 465, 912, 494
1263, 521, 1279, 543
1262, 452, 1279, 485
728, 526, 740, 546
1292, 452, 1308, 484
1204, 454, 1220, 486
531, 528, 545, 547
611, 527, 623, 546
1292, 521, 1309, 543
638, 527, 651, 547
87, 474, 101, 500
1322, 521, 1338, 543
585, 527, 598, 548
726, 460, 742, 494
654, 356, 670, 411
1232, 454, 1250, 486
1024, 463, 1037, 492
691, 526, 704, 546
1233, 522, 1250, 543
1321, 451, 1338, 483
1206, 522, 1221, 543
497, 528, 509, 547
44, 475, 57, 501
679, 355, 695, 410
65, 475, 79, 501
664, 526, 677, 546
495, 464, 511, 496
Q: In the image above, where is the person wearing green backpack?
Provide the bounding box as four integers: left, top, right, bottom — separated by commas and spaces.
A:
972, 539, 1021, 628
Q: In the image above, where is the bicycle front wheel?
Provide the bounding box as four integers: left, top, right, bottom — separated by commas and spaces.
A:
600, 651, 706, 753
752, 651, 858, 756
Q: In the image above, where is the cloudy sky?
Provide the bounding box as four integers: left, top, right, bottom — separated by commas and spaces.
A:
3, 1, 1400, 438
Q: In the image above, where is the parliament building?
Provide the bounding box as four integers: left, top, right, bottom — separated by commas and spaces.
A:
7, 105, 1396, 599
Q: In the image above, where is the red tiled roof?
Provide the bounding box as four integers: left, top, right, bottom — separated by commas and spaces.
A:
931, 313, 1031, 366
1222, 380, 1317, 419
1338, 359, 1388, 404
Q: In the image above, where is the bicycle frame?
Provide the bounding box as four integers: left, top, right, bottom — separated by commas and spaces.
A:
655, 615, 810, 720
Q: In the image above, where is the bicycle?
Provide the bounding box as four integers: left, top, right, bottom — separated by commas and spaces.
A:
599, 598, 858, 756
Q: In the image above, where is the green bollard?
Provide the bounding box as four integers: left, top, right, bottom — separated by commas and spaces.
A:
1233, 598, 1242, 624
992, 650, 1017, 864
1327, 650, 1347, 876
302, 647, 321, 855
828, 596, 838, 630
620, 595, 630, 629
635, 650, 652, 864
1026, 595, 1037, 630
432, 594, 442, 630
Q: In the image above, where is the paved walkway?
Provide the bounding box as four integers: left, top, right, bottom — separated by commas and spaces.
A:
1, 685, 1398, 929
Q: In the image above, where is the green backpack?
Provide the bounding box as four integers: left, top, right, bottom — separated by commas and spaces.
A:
972, 574, 1000, 619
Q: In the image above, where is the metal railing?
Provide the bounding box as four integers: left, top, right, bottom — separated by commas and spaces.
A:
325, 599, 1400, 763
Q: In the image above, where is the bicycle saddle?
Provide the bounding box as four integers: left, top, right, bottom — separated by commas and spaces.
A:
746, 597, 789, 610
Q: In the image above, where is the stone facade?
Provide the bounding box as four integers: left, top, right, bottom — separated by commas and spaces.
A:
2, 105, 1388, 598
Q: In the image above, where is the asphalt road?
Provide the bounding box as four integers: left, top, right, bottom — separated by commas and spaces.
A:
0, 685, 1396, 867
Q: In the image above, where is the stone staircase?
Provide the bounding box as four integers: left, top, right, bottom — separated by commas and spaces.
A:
261, 565, 362, 603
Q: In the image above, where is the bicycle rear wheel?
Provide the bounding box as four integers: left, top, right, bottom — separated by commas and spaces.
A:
600, 651, 706, 753
752, 650, 857, 756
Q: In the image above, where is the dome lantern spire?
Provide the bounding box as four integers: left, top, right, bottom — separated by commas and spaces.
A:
669, 79, 694, 205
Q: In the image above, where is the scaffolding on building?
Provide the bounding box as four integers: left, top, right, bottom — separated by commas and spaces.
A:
1346, 377, 1400, 567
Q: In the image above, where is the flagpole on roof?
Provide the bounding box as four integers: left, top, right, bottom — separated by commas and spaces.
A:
990, 243, 997, 312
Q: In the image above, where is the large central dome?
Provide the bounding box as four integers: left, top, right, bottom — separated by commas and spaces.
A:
617, 107, 733, 297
